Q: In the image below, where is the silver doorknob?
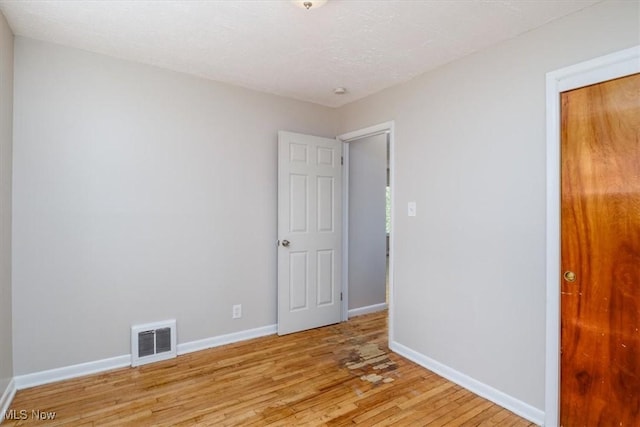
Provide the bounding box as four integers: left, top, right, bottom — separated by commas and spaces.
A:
282, 240, 290, 247
563, 271, 576, 282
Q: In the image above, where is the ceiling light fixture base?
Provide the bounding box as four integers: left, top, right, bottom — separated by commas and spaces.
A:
292, 0, 328, 10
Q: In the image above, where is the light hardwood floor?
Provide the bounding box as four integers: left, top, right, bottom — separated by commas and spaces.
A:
5, 312, 537, 426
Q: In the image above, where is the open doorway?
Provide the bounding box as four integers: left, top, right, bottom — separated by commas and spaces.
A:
276, 123, 393, 336
347, 133, 388, 313
338, 122, 394, 338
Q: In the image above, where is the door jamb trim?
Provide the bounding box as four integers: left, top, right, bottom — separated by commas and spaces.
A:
545, 45, 639, 427
337, 121, 395, 342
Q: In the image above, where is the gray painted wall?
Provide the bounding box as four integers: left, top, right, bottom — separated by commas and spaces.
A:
6, 0, 640, 415
0, 10, 13, 395
12, 37, 338, 375
337, 0, 639, 411
348, 134, 387, 310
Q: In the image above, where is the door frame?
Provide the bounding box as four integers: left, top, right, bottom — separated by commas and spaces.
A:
337, 121, 395, 338
544, 45, 639, 427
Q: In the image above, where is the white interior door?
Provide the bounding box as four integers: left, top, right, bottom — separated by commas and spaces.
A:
278, 131, 342, 335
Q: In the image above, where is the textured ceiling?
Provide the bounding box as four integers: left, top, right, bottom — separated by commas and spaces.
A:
0, 0, 602, 107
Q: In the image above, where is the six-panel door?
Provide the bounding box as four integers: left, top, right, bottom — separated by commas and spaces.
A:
277, 131, 342, 335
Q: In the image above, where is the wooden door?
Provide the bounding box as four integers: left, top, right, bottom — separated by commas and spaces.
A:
277, 131, 343, 335
560, 73, 640, 426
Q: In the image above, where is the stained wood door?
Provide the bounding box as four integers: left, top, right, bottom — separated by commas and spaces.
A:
560, 73, 640, 426
277, 131, 342, 335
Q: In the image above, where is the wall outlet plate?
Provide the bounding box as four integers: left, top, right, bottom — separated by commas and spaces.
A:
232, 304, 242, 319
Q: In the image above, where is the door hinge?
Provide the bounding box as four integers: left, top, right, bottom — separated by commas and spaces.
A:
341, 156, 344, 165
340, 292, 343, 301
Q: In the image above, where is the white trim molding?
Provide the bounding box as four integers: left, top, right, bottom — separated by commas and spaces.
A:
391, 341, 544, 426
545, 45, 639, 427
14, 355, 131, 390
1, 378, 17, 421
176, 324, 276, 355
13, 323, 277, 390
338, 122, 393, 143
348, 302, 388, 318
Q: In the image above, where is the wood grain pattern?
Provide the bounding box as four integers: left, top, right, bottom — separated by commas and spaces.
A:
4, 312, 535, 426
560, 73, 640, 426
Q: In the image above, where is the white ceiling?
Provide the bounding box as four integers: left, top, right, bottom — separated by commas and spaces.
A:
0, 0, 602, 107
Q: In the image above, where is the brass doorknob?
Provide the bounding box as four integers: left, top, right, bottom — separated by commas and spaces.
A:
563, 271, 576, 282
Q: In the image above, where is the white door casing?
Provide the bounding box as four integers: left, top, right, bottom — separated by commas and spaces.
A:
545, 45, 640, 427
277, 131, 343, 335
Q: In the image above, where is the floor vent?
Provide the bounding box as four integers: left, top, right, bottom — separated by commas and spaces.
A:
131, 319, 177, 367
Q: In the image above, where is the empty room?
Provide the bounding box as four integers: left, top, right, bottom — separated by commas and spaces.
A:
0, 0, 638, 425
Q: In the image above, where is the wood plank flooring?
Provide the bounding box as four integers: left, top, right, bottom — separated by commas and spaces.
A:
4, 312, 537, 426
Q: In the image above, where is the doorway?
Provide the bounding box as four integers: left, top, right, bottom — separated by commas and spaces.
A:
346, 133, 388, 314
276, 123, 395, 338
545, 46, 640, 426
338, 121, 395, 340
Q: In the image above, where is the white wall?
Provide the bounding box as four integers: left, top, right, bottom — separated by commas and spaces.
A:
12, 37, 338, 375
337, 0, 639, 411
0, 10, 13, 395
348, 133, 387, 310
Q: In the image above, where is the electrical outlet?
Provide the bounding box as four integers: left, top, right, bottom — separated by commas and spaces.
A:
232, 304, 242, 319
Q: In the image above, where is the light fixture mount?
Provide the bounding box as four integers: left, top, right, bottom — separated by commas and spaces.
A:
292, 0, 328, 10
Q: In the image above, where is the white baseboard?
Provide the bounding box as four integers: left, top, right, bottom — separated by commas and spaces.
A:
177, 324, 276, 355
348, 302, 388, 318
14, 355, 131, 390
1, 378, 16, 421
390, 341, 545, 426
13, 323, 277, 390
